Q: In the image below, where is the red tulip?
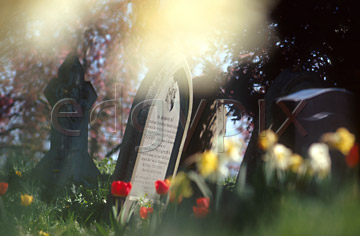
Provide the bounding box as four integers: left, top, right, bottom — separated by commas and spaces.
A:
155, 179, 170, 195
111, 181, 132, 197
147, 207, 154, 213
0, 182, 8, 196
196, 197, 210, 208
193, 197, 210, 218
193, 206, 209, 218
139, 206, 154, 220
346, 143, 359, 168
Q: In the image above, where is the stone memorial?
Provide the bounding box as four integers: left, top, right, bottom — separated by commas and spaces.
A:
275, 88, 357, 154
34, 54, 100, 191
111, 54, 192, 215
274, 88, 358, 175
180, 75, 227, 167
240, 69, 324, 182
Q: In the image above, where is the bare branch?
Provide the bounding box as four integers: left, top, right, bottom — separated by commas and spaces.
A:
105, 143, 121, 158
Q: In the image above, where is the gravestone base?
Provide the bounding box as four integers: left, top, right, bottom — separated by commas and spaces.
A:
34, 151, 100, 189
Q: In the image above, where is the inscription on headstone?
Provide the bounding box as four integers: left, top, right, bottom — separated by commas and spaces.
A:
111, 54, 192, 214
131, 78, 180, 200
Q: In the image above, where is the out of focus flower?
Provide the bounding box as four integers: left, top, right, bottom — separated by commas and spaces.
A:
111, 181, 132, 197
272, 144, 292, 170
196, 197, 210, 208
346, 143, 359, 168
139, 206, 153, 220
321, 128, 355, 155
155, 179, 170, 195
169, 191, 183, 204
289, 154, 304, 173
15, 171, 22, 177
193, 206, 209, 218
223, 138, 243, 162
197, 151, 218, 177
21, 194, 33, 206
217, 162, 230, 177
0, 182, 8, 196
39, 230, 50, 236
169, 172, 192, 198
193, 197, 210, 218
259, 130, 278, 150
309, 143, 331, 177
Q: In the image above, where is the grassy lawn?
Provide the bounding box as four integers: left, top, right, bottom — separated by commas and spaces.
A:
1, 154, 360, 236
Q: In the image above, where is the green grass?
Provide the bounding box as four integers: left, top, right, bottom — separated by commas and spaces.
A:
243, 187, 360, 236
1, 154, 360, 236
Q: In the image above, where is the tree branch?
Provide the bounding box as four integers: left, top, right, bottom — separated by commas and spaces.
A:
0, 124, 24, 136
105, 143, 121, 158
0, 143, 46, 154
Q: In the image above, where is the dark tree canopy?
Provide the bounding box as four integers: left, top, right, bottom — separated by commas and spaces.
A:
0, 0, 359, 163
224, 0, 359, 117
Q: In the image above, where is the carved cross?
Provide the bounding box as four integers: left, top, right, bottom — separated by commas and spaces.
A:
34, 54, 100, 193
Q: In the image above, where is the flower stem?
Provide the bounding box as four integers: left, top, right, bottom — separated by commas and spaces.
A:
215, 180, 223, 212
0, 197, 6, 221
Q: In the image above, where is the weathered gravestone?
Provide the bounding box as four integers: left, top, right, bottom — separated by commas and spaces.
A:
274, 88, 358, 174
180, 75, 227, 165
34, 54, 100, 191
111, 54, 192, 215
240, 69, 324, 183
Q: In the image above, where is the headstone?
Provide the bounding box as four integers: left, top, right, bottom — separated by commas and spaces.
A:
274, 88, 358, 173
34, 53, 100, 191
179, 75, 227, 167
111, 53, 192, 214
240, 69, 324, 183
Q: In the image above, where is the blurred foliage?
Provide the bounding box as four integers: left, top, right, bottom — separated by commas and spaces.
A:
0, 0, 138, 160
223, 177, 236, 192
1, 150, 360, 235
1, 0, 359, 161
1, 0, 360, 234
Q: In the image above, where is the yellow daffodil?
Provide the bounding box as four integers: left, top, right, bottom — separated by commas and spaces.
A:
309, 143, 331, 178
289, 154, 304, 173
321, 128, 355, 155
169, 172, 192, 198
259, 130, 278, 150
272, 144, 292, 170
223, 138, 243, 162
15, 171, 22, 177
39, 230, 50, 236
197, 151, 218, 177
20, 194, 33, 206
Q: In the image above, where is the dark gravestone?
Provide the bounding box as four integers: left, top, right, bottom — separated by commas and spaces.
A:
180, 75, 225, 164
275, 88, 358, 174
241, 69, 324, 183
34, 54, 100, 190
111, 55, 192, 214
